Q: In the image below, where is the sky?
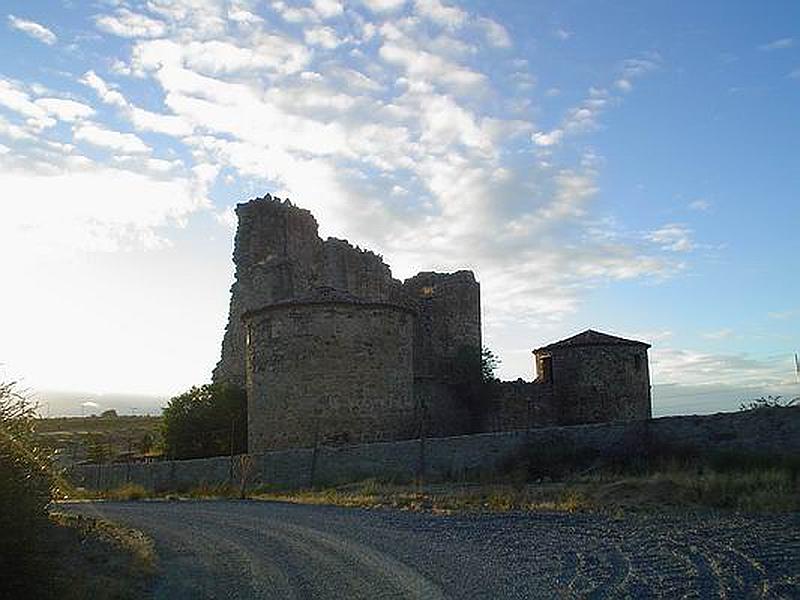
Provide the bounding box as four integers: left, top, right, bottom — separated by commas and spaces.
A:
0, 0, 798, 417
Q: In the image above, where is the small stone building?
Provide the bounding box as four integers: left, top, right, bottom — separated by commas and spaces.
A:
534, 330, 652, 425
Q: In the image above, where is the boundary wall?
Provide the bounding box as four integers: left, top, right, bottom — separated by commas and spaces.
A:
67, 407, 800, 492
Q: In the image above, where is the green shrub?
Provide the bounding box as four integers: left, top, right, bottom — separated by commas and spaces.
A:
0, 381, 56, 598
162, 383, 247, 459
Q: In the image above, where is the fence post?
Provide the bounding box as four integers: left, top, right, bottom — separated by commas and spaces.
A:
417, 397, 427, 489
309, 415, 320, 489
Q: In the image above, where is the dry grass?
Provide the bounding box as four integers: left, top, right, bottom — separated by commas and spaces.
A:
250, 464, 800, 515
67, 443, 800, 515
252, 479, 592, 514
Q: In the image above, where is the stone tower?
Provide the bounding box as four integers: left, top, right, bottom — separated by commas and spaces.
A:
213, 194, 482, 451
243, 288, 416, 451
533, 330, 651, 425
402, 271, 481, 382
213, 195, 402, 389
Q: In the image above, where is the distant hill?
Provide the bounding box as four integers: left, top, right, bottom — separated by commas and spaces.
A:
32, 389, 168, 418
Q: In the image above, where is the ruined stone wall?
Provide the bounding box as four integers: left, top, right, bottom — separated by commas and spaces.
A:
402, 271, 481, 381
549, 345, 651, 425
214, 195, 402, 388
245, 299, 416, 451
413, 379, 472, 438
483, 380, 557, 432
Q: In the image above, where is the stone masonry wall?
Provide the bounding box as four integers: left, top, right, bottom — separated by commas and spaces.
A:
483, 380, 557, 433
69, 407, 800, 492
214, 196, 403, 388
549, 345, 651, 425
245, 299, 416, 451
402, 271, 481, 381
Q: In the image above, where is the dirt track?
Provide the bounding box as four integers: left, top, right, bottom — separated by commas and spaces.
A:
63, 500, 800, 599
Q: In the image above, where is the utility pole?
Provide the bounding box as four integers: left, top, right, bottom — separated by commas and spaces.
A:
229, 418, 236, 486
417, 391, 427, 491
126, 438, 132, 483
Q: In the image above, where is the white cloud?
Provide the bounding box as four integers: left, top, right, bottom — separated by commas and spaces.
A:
73, 122, 151, 154
304, 26, 343, 49
612, 54, 661, 94
651, 347, 797, 388
702, 328, 734, 340
361, 0, 406, 13
312, 0, 344, 19
228, 6, 263, 25
129, 106, 194, 136
216, 205, 238, 229
759, 37, 794, 51
80, 70, 127, 108
477, 17, 511, 48
621, 55, 661, 78
0, 78, 56, 129
414, 0, 467, 29
688, 198, 711, 212
329, 67, 384, 92
615, 78, 632, 93
81, 70, 193, 136
34, 98, 95, 122
7, 15, 57, 45
271, 1, 319, 24
379, 40, 485, 92
646, 224, 694, 252
532, 129, 563, 147
146, 0, 227, 34
0, 163, 205, 254
0, 114, 36, 141
131, 37, 310, 76
554, 27, 572, 41
94, 9, 168, 38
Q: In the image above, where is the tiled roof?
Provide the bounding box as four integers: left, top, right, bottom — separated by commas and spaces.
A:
535, 329, 650, 352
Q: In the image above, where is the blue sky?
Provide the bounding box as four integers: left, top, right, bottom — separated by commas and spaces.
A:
0, 0, 797, 416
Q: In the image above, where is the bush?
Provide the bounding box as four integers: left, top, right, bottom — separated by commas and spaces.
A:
0, 381, 56, 598
162, 383, 247, 459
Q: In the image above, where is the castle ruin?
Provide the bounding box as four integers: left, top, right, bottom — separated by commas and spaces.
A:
214, 195, 651, 452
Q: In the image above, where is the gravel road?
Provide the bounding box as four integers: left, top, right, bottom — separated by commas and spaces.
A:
63, 501, 799, 599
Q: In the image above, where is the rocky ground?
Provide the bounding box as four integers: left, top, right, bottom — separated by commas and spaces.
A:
63, 500, 799, 599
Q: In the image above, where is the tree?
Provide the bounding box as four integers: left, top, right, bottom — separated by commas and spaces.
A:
84, 432, 110, 463
161, 383, 247, 459
0, 381, 55, 597
137, 432, 155, 455
481, 347, 501, 382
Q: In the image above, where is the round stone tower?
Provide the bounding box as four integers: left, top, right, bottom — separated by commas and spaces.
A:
243, 287, 416, 451
534, 330, 651, 425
